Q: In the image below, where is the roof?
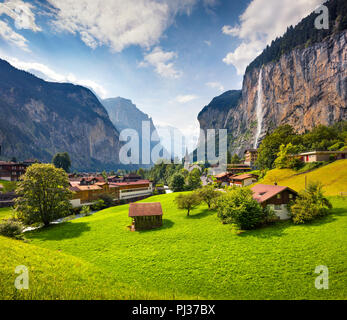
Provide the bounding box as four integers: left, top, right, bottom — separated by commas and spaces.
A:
297, 150, 347, 156
112, 180, 150, 186
251, 184, 297, 203
129, 202, 163, 217
215, 172, 231, 178
230, 174, 255, 181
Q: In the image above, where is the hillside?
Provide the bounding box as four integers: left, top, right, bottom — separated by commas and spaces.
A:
257, 160, 347, 196
2, 193, 342, 300
198, 0, 347, 155
0, 59, 122, 171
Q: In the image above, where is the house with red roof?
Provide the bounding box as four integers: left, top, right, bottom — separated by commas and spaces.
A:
251, 184, 298, 220
230, 174, 257, 187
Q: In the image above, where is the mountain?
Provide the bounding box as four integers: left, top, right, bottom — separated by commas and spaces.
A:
0, 58, 122, 171
198, 0, 347, 156
102, 97, 167, 164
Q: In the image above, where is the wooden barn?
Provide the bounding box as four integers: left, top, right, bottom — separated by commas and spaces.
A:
129, 202, 163, 231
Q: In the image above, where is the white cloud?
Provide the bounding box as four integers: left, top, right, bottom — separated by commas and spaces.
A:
222, 0, 325, 75
0, 0, 41, 51
175, 95, 198, 103
204, 40, 211, 46
0, 20, 30, 51
206, 82, 224, 92
1, 55, 108, 98
46, 0, 198, 52
140, 46, 182, 79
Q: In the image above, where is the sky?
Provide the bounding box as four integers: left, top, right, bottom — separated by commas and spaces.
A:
0, 0, 324, 152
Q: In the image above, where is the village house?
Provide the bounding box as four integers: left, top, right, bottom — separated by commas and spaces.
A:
295, 150, 347, 163
229, 174, 257, 187
215, 172, 234, 186
129, 202, 163, 231
227, 164, 252, 175
251, 184, 298, 220
244, 149, 258, 167
0, 161, 28, 181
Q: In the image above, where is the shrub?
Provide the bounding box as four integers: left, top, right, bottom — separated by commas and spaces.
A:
169, 173, 186, 192
91, 199, 106, 211
98, 193, 114, 207
290, 182, 332, 224
80, 205, 91, 216
215, 188, 263, 230
0, 219, 24, 239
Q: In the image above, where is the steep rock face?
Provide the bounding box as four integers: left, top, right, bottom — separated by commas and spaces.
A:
199, 31, 347, 155
0, 59, 121, 170
102, 97, 161, 164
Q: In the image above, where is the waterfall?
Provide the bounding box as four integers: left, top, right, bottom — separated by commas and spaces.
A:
254, 68, 263, 148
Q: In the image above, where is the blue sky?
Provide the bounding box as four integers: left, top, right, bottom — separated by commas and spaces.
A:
0, 0, 324, 151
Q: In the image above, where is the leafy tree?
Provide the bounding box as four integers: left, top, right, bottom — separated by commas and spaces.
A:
215, 188, 263, 230
137, 168, 145, 179
290, 182, 332, 224
274, 143, 302, 169
101, 170, 108, 182
175, 192, 201, 216
186, 168, 202, 190
169, 173, 185, 192
15, 164, 72, 226
198, 185, 222, 209
52, 152, 71, 173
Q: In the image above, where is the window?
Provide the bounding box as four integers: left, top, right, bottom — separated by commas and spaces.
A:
289, 194, 293, 199
274, 205, 281, 211
277, 194, 281, 199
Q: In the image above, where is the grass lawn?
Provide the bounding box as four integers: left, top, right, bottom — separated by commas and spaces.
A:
257, 160, 347, 196
0, 207, 13, 221
1, 193, 343, 300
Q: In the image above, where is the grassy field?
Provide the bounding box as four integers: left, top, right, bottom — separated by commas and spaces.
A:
257, 160, 347, 196
0, 192, 344, 300
0, 207, 13, 221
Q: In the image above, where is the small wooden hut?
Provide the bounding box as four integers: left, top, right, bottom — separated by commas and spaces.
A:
129, 202, 163, 231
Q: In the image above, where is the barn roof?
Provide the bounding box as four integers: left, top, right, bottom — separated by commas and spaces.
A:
129, 202, 163, 217
251, 184, 297, 203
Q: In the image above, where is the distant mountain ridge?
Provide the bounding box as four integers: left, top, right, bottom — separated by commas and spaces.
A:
0, 58, 122, 171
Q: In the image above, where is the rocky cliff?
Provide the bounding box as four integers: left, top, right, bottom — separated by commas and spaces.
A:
198, 30, 347, 155
0, 59, 122, 171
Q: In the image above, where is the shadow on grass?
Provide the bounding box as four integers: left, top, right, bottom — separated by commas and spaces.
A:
137, 219, 174, 233
27, 221, 91, 241
186, 208, 215, 220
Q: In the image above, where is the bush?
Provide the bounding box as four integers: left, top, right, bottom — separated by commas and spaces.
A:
290, 182, 332, 224
80, 205, 91, 216
98, 194, 114, 207
215, 188, 263, 230
0, 219, 24, 239
91, 199, 106, 211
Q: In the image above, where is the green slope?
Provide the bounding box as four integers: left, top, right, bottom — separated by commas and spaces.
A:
2, 193, 343, 300
257, 160, 347, 195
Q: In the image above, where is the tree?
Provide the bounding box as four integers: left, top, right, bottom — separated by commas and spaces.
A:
186, 168, 202, 190
291, 182, 332, 224
274, 143, 301, 169
175, 192, 201, 216
198, 186, 222, 209
15, 164, 72, 226
215, 188, 263, 230
101, 170, 108, 182
52, 152, 71, 173
137, 168, 145, 179
169, 173, 185, 192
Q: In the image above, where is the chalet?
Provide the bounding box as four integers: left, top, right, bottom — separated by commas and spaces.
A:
0, 161, 28, 181
123, 173, 142, 182
296, 150, 347, 163
129, 202, 163, 231
230, 174, 257, 187
251, 184, 298, 220
112, 180, 153, 200
244, 149, 258, 167
227, 164, 252, 175
215, 172, 233, 186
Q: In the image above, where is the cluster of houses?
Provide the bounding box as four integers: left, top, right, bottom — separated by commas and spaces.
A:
0, 159, 39, 181
68, 173, 154, 208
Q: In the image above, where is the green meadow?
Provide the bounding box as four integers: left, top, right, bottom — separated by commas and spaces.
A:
1, 193, 346, 300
